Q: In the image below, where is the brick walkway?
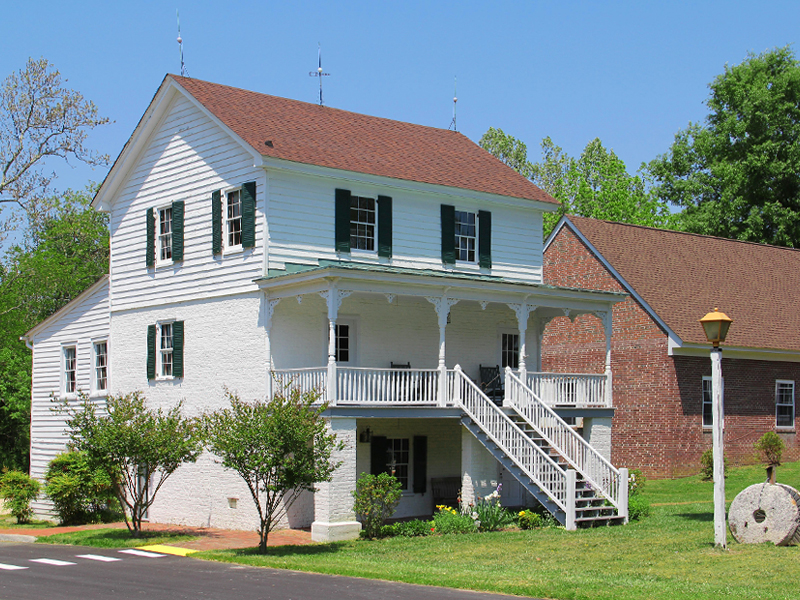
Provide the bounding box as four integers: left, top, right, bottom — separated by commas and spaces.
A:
0, 521, 313, 551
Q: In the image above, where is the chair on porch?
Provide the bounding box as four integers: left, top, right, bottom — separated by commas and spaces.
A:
479, 364, 504, 406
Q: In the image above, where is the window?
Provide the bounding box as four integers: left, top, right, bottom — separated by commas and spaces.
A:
702, 377, 713, 428
454, 210, 476, 262
225, 189, 243, 248
64, 346, 77, 394
147, 321, 184, 379
350, 196, 376, 251
158, 206, 173, 262
776, 380, 795, 428
94, 341, 108, 392
386, 438, 410, 489
335, 323, 350, 363
501, 333, 519, 369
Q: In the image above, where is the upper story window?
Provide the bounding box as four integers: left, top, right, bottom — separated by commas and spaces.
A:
225, 190, 243, 248
64, 345, 77, 394
501, 333, 519, 369
94, 341, 108, 393
158, 207, 173, 263
350, 196, 376, 252
454, 210, 476, 262
146, 201, 184, 267
335, 189, 392, 258
776, 380, 795, 428
212, 182, 256, 254
702, 376, 713, 428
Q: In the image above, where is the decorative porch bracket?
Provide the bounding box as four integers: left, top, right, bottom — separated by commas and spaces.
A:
507, 302, 537, 383
319, 282, 353, 406
265, 296, 281, 398
425, 294, 460, 406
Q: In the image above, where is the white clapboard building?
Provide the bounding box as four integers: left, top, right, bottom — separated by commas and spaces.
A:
23, 76, 628, 540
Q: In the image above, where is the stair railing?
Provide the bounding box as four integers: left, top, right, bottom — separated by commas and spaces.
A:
451, 366, 572, 520
505, 367, 626, 514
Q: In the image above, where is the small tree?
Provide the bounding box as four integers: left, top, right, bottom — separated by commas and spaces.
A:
754, 431, 785, 484
63, 392, 203, 536
352, 473, 402, 538
45, 450, 117, 525
204, 389, 342, 553
0, 470, 40, 523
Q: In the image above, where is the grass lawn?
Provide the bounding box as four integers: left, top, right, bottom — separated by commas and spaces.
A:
35, 528, 198, 548
0, 514, 58, 529
194, 461, 800, 600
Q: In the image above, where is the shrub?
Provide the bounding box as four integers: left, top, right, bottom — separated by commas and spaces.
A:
0, 470, 41, 523
517, 509, 544, 530
45, 451, 118, 525
352, 473, 402, 539
628, 494, 651, 521
382, 519, 432, 538
628, 468, 646, 496
471, 491, 514, 532
754, 431, 785, 467
699, 448, 728, 481
432, 504, 476, 534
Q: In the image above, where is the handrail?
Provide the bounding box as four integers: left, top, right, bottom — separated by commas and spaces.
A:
527, 371, 608, 407
270, 367, 328, 401
451, 367, 569, 512
336, 367, 439, 405
506, 368, 623, 510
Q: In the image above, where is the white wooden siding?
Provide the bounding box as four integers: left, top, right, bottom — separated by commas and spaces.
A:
265, 169, 544, 283
28, 280, 109, 515
108, 94, 265, 311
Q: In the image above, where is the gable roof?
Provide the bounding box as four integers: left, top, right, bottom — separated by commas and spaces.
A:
555, 216, 800, 353
167, 76, 555, 204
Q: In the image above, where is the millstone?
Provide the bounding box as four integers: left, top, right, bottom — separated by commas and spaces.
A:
728, 483, 800, 546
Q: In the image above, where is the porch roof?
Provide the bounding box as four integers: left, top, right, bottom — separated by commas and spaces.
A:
254, 260, 625, 312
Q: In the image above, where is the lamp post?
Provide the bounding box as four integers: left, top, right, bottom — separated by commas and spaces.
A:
699, 308, 733, 550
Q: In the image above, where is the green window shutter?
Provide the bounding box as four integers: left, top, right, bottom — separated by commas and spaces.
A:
377, 195, 392, 258
335, 188, 351, 253
478, 210, 492, 269
370, 436, 389, 475
441, 204, 455, 265
413, 436, 427, 494
211, 190, 222, 255
146, 325, 156, 380
242, 181, 256, 249
172, 201, 184, 262
172, 320, 184, 378
146, 208, 155, 267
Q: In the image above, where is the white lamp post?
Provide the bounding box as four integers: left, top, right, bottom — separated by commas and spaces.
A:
699, 308, 733, 550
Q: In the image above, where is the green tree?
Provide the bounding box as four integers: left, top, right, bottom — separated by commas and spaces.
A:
648, 46, 800, 246
352, 472, 402, 538
204, 389, 342, 553
0, 58, 108, 241
63, 392, 204, 536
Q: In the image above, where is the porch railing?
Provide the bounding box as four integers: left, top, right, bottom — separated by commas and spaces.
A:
450, 367, 570, 515
507, 368, 626, 515
527, 372, 608, 407
336, 368, 440, 405
271, 367, 328, 401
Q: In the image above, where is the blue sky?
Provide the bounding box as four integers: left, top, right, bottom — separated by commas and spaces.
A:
2, 1, 800, 196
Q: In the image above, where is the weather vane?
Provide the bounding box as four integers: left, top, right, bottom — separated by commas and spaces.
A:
177, 10, 187, 77
309, 44, 331, 106
449, 76, 458, 131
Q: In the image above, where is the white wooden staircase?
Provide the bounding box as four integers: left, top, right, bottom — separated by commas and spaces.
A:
452, 366, 628, 529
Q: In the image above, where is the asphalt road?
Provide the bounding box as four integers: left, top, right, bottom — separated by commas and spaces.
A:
0, 541, 529, 600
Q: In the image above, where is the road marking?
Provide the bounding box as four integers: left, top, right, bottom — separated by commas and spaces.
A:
0, 563, 28, 570
30, 558, 76, 566
76, 554, 122, 562
138, 544, 197, 556
118, 549, 165, 558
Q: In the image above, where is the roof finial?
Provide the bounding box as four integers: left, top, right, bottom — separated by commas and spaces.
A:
309, 43, 331, 106
449, 76, 458, 131
177, 10, 187, 77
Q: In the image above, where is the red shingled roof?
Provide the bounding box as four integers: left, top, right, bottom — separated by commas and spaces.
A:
565, 215, 800, 352
171, 76, 556, 204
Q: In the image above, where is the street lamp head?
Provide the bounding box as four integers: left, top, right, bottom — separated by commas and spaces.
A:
699, 307, 733, 348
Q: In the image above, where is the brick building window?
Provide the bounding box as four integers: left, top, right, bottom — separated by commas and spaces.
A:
702, 377, 713, 428
776, 380, 795, 428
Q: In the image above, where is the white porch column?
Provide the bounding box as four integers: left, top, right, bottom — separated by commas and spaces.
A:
264, 296, 281, 399
508, 302, 536, 384
426, 294, 459, 407
311, 417, 361, 541
319, 282, 352, 407
602, 310, 613, 407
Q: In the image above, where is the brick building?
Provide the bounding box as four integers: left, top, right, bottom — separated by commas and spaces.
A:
543, 216, 799, 478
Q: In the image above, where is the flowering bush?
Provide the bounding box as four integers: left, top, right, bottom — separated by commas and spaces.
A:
432, 504, 476, 534
627, 469, 646, 496
471, 487, 514, 532
516, 509, 544, 530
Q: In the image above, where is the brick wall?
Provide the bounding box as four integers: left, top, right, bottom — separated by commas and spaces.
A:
543, 225, 798, 478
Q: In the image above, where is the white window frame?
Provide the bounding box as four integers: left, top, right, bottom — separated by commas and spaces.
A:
62, 344, 78, 397
776, 380, 795, 429
386, 438, 410, 491
326, 316, 357, 365
158, 321, 174, 378
702, 376, 713, 429
499, 330, 520, 370
223, 187, 244, 252
156, 205, 173, 265
349, 195, 377, 254
454, 209, 477, 263
92, 339, 109, 396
